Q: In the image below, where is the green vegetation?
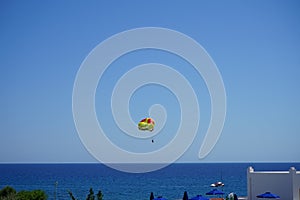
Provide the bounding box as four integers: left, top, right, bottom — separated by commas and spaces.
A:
0, 186, 17, 200
0, 186, 47, 200
16, 190, 47, 200
0, 186, 103, 200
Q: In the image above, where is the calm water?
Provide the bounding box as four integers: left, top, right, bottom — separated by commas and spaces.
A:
0, 163, 299, 200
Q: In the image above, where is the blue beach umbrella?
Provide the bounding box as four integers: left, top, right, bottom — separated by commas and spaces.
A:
256, 191, 280, 199
206, 188, 225, 195
189, 194, 209, 200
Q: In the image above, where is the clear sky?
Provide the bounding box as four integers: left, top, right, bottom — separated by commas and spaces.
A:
0, 1, 299, 164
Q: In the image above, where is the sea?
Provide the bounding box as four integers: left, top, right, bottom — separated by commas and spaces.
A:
0, 163, 299, 200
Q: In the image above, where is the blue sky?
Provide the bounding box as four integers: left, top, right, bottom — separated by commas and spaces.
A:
0, 1, 299, 163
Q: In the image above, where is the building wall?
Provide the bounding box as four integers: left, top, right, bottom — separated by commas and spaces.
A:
247, 166, 300, 200
292, 169, 300, 200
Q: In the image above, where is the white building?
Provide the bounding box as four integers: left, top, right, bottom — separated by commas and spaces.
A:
247, 166, 300, 200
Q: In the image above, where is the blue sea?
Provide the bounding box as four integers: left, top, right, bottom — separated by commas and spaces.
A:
0, 163, 299, 200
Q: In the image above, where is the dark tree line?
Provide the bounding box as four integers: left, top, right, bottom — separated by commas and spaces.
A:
0, 186, 47, 200
0, 186, 103, 200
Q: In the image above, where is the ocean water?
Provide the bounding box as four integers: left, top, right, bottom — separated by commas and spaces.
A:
0, 163, 299, 200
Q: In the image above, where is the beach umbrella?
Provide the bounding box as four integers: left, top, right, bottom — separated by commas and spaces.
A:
256, 191, 280, 199
189, 195, 209, 200
183, 191, 188, 200
206, 189, 225, 195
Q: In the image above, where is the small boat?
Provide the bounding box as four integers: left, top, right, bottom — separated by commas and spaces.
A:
210, 181, 225, 187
